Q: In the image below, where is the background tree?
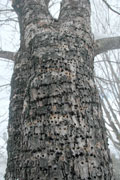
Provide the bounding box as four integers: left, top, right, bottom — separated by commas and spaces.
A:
91, 0, 120, 153
92, 0, 120, 177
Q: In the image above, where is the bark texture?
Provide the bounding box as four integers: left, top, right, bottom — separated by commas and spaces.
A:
5, 0, 114, 180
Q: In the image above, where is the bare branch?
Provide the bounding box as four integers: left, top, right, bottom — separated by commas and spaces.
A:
94, 36, 120, 56
0, 84, 10, 88
0, 18, 18, 23
94, 60, 120, 64
102, 0, 120, 15
0, 9, 14, 12
0, 50, 16, 61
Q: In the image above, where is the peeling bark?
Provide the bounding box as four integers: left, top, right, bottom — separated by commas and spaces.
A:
5, 0, 114, 180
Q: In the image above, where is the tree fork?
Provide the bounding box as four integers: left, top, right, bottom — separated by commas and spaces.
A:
5, 0, 114, 179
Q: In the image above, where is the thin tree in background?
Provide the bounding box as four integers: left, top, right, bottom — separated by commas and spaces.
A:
96, 52, 120, 152
92, 0, 120, 153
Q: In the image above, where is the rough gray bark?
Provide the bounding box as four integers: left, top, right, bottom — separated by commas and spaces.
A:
5, 0, 114, 180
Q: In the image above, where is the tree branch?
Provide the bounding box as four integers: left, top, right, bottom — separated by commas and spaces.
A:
94, 36, 120, 56
102, 0, 120, 15
0, 84, 10, 88
0, 9, 14, 12
0, 50, 16, 61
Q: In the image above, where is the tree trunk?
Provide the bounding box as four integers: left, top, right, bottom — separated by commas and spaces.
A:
5, 0, 114, 179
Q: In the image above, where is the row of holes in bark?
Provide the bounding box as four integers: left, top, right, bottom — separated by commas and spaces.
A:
23, 120, 92, 129
28, 64, 91, 74
23, 117, 94, 129
30, 56, 91, 67
23, 131, 93, 141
